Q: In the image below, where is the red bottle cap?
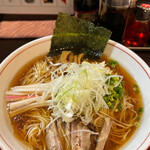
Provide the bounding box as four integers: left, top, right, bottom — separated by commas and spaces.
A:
142, 4, 150, 8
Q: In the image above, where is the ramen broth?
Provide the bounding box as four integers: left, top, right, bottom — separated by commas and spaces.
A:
8, 54, 143, 150
100, 55, 143, 150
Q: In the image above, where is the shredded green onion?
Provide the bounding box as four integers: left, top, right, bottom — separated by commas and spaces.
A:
137, 107, 143, 114
133, 84, 140, 93
49, 61, 124, 125
107, 60, 118, 68
7, 61, 125, 125
134, 122, 140, 128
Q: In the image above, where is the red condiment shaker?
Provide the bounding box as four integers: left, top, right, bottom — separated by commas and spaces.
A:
122, 0, 150, 47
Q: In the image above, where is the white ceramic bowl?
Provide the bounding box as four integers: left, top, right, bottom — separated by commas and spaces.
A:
0, 36, 150, 150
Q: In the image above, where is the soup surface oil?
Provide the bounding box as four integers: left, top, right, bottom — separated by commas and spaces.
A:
9, 54, 143, 150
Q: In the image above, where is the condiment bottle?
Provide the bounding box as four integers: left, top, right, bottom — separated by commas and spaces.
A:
73, 0, 99, 25
122, 0, 150, 47
100, 0, 131, 42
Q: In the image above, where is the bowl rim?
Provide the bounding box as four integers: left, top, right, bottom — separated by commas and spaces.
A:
0, 35, 150, 150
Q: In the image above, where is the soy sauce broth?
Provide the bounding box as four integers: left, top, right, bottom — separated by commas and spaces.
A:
8, 54, 143, 150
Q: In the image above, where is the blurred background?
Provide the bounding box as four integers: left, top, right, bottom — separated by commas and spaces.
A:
0, 0, 150, 66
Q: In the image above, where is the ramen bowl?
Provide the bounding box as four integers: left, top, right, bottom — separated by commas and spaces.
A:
0, 36, 150, 150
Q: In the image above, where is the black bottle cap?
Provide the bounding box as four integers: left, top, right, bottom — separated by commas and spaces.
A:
135, 0, 150, 20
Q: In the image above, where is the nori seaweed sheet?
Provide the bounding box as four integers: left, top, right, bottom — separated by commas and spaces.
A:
49, 13, 112, 58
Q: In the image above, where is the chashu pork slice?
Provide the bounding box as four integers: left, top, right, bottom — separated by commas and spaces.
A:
46, 122, 63, 150
95, 117, 113, 150
71, 121, 98, 150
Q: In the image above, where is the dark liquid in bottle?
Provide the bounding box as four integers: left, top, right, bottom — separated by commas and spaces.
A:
74, 0, 99, 12
100, 6, 129, 42
74, 0, 99, 25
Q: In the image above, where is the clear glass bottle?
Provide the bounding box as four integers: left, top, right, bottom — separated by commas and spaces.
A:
100, 0, 131, 42
122, 1, 150, 47
73, 0, 99, 25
